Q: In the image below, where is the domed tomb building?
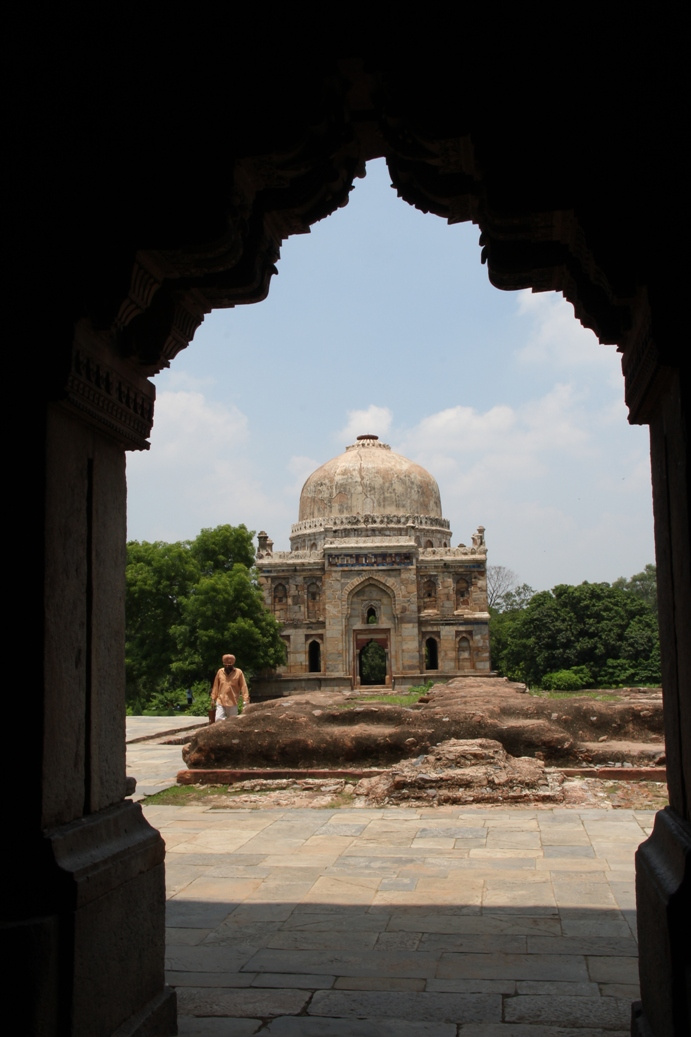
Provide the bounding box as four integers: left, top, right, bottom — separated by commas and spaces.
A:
255, 435, 490, 694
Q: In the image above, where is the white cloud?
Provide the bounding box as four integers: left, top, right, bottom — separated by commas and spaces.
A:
147, 389, 249, 461
399, 384, 594, 482
515, 289, 620, 379
157, 368, 216, 393
409, 404, 515, 453
391, 375, 652, 588
124, 164, 654, 588
339, 405, 392, 442
285, 455, 321, 497
126, 390, 270, 543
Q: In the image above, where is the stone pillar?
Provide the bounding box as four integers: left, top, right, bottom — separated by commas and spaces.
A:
399, 568, 420, 673
5, 330, 176, 1036
625, 344, 691, 1036
439, 625, 456, 672
324, 569, 347, 676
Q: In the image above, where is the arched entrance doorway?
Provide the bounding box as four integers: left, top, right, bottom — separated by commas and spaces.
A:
359, 639, 387, 685
21, 46, 689, 1037
347, 579, 396, 687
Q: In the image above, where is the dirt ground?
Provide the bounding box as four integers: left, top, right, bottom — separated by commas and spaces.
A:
182, 677, 664, 771
169, 678, 666, 811
151, 774, 669, 811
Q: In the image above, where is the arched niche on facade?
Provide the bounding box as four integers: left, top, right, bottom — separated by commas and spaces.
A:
455, 578, 470, 610
421, 579, 437, 611
424, 637, 439, 670
457, 635, 473, 671
344, 575, 399, 626
273, 582, 288, 614
307, 639, 322, 673
306, 581, 321, 619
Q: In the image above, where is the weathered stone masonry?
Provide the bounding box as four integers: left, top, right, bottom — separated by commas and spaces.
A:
255, 436, 490, 694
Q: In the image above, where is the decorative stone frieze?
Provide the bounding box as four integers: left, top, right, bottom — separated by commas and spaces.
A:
64, 326, 155, 450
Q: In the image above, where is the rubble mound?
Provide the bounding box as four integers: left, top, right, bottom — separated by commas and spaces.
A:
181, 677, 664, 771
354, 738, 564, 806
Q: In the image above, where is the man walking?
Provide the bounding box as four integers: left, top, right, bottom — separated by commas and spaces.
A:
211, 653, 250, 721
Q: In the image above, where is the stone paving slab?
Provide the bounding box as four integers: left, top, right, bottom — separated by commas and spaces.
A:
177, 1019, 262, 1037
307, 989, 502, 1022
259, 1020, 456, 1036
126, 717, 202, 798
437, 952, 590, 982
457, 1028, 629, 1037
176, 986, 309, 1016
142, 801, 652, 1033
503, 993, 631, 1028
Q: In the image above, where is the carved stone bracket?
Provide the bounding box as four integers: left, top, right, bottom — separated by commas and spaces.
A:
63, 324, 156, 450
621, 304, 666, 426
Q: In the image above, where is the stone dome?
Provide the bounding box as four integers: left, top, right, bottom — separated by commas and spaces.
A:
298, 435, 443, 521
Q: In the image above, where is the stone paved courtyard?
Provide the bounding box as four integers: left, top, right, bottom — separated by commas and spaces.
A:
128, 718, 650, 1035
143, 800, 649, 1036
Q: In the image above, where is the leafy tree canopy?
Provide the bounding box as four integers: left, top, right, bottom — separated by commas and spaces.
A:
188, 524, 255, 575
126, 525, 285, 711
612, 563, 658, 612
489, 569, 660, 689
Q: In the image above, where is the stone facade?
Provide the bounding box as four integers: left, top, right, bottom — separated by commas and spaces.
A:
255, 436, 490, 695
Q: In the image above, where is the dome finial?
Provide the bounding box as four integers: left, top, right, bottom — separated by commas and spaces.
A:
357, 434, 378, 441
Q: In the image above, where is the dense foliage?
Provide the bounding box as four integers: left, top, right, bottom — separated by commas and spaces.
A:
126, 525, 285, 712
489, 567, 660, 689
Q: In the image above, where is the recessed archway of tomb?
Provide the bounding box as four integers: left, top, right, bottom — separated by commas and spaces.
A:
345, 577, 398, 628
94, 74, 681, 1036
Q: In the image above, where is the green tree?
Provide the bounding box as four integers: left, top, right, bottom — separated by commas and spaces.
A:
189, 524, 255, 575
498, 583, 536, 612
125, 525, 285, 709
613, 563, 658, 612
488, 582, 536, 673
171, 564, 285, 684
125, 540, 198, 708
499, 580, 660, 688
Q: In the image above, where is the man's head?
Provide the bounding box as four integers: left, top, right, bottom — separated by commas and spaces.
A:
222, 654, 236, 669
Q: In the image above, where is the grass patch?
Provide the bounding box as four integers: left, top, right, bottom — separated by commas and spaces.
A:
339, 681, 435, 709
144, 784, 230, 805
339, 692, 422, 709
323, 787, 357, 808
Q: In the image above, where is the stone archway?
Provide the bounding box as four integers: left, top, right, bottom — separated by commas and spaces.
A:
347, 579, 396, 684
18, 41, 689, 1037
358, 637, 388, 686
424, 636, 439, 670
307, 639, 321, 673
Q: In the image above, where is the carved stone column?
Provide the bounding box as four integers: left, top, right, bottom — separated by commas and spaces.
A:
624, 328, 691, 1037
6, 326, 176, 1036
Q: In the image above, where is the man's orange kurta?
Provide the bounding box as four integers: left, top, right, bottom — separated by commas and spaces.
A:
211, 666, 249, 708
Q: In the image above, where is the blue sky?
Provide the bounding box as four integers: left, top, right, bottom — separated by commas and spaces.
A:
126, 159, 654, 592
